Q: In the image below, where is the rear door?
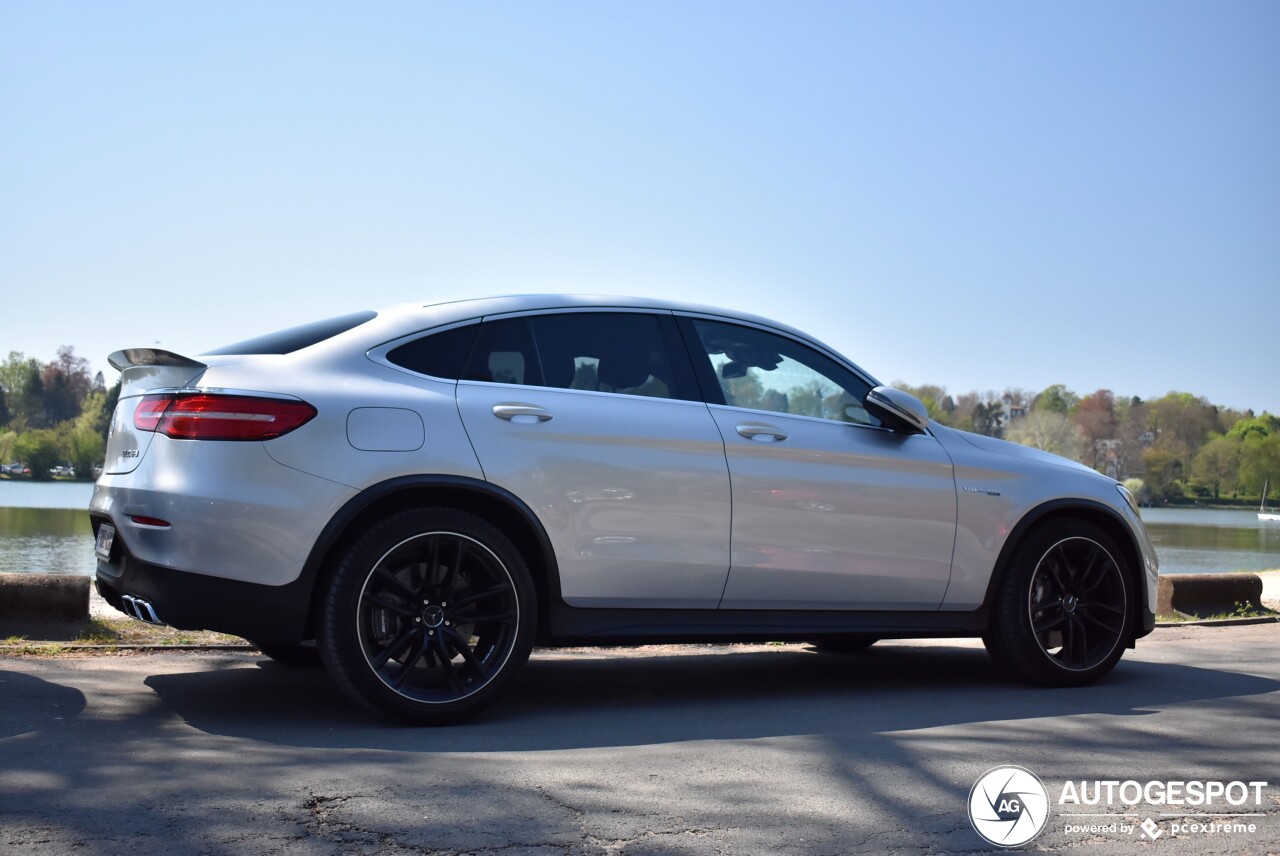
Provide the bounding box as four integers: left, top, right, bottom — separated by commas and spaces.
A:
456, 310, 732, 609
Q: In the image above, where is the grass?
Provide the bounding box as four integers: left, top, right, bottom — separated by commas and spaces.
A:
1157, 600, 1279, 624
0, 616, 247, 655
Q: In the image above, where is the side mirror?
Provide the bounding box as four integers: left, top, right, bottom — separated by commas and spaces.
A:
864, 386, 929, 434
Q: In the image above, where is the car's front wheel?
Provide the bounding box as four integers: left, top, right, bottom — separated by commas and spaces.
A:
318, 508, 536, 723
984, 519, 1133, 686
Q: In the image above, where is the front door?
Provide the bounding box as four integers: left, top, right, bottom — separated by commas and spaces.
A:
680, 316, 958, 610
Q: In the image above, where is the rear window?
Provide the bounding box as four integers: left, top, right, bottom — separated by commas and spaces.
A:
206, 311, 378, 355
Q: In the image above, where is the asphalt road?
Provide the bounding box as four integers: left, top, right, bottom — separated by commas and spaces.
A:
2, 624, 1278, 855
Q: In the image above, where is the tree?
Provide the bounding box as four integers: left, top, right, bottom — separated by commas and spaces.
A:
1240, 433, 1280, 497
0, 352, 34, 401
1143, 448, 1184, 502
970, 400, 1005, 437
1226, 413, 1279, 443
1192, 435, 1242, 499
1146, 392, 1219, 491
13, 429, 61, 481
893, 382, 954, 424
43, 371, 78, 424
100, 381, 121, 440
1006, 410, 1084, 460
19, 362, 45, 428
62, 390, 112, 478
1075, 389, 1117, 441
45, 345, 93, 404
1033, 384, 1079, 415
61, 423, 105, 480
0, 352, 44, 429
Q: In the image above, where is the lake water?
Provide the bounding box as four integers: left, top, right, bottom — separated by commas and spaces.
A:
0, 482, 96, 576
0, 482, 1277, 577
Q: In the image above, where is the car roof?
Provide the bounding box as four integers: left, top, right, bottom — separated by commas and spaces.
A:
376, 293, 829, 351
202, 293, 878, 386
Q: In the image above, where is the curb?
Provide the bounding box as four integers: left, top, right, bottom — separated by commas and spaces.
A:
0, 573, 89, 640
1156, 573, 1268, 621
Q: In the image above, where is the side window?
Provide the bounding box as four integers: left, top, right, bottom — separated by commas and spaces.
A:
386, 323, 479, 379
527, 313, 680, 400
688, 319, 878, 426
462, 317, 543, 386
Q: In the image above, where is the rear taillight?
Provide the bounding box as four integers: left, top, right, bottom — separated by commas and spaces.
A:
133, 393, 317, 441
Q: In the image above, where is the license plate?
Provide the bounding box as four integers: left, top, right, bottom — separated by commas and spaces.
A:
95, 524, 116, 562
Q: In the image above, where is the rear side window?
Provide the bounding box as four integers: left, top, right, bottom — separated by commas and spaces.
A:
207, 311, 377, 355
460, 312, 696, 401
386, 324, 479, 379
527, 313, 679, 399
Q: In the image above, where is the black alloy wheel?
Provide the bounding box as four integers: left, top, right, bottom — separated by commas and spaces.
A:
319, 508, 536, 723
985, 519, 1133, 686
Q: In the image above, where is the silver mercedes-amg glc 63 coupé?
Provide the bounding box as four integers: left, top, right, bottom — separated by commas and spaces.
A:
90, 295, 1158, 723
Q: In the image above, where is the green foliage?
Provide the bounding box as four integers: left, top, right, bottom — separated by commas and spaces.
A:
1034, 384, 1079, 415
1227, 413, 1279, 442
1142, 448, 1184, 501
13, 429, 61, 481
1192, 435, 1243, 499
1240, 433, 1280, 496
62, 423, 105, 480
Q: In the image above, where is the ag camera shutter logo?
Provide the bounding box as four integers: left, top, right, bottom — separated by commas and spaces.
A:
969, 766, 1050, 847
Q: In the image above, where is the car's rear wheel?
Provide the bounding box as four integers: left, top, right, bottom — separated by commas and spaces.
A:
984, 519, 1133, 686
318, 508, 536, 724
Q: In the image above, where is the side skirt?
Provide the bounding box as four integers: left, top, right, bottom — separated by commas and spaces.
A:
541, 602, 988, 646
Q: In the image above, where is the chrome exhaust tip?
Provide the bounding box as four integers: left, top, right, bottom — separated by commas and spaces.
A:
121, 594, 164, 625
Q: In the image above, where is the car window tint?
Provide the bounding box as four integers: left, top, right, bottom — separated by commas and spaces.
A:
689, 319, 878, 425
206, 311, 378, 355
463, 317, 543, 386
528, 313, 677, 400
385, 324, 479, 379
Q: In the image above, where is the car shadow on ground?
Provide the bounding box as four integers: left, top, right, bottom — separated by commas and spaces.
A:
0, 671, 86, 739
131, 642, 1280, 752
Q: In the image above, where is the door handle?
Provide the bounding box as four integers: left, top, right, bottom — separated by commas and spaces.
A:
735, 423, 787, 442
492, 403, 554, 424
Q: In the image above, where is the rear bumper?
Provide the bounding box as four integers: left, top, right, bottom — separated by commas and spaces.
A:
93, 529, 313, 644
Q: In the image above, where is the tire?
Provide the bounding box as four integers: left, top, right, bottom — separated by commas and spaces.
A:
811, 635, 880, 653
984, 519, 1134, 687
318, 508, 537, 724
252, 640, 322, 668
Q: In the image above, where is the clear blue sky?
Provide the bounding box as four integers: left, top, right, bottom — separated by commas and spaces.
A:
3, 2, 1277, 414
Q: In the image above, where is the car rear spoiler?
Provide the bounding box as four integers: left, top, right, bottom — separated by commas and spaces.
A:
108, 348, 207, 372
